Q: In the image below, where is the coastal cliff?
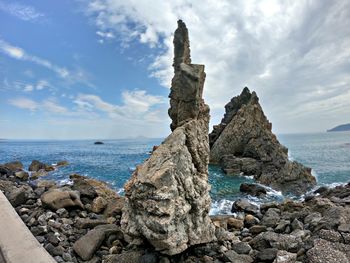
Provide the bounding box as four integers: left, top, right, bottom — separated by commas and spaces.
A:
209, 88, 316, 195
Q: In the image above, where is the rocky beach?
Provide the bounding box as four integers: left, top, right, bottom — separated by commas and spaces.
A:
0, 20, 349, 263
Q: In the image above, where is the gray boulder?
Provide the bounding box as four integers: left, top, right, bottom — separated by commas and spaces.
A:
121, 20, 215, 255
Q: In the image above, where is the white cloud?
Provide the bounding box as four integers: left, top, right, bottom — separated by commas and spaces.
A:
0, 39, 70, 79
8, 98, 38, 111
96, 31, 115, 39
23, 84, 34, 92
84, 0, 350, 133
74, 90, 167, 122
0, 1, 44, 21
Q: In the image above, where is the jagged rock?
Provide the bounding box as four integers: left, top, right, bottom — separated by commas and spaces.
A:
121, 20, 215, 255
209, 87, 316, 195
29, 160, 54, 172
41, 189, 84, 210
2, 161, 24, 172
15, 171, 29, 180
240, 183, 267, 196
231, 199, 259, 215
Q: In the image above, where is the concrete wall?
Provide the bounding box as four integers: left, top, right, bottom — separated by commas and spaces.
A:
0, 191, 56, 263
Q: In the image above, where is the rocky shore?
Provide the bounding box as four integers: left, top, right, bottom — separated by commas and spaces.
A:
1, 160, 349, 263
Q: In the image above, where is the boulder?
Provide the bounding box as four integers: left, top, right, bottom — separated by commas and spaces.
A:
231, 199, 259, 215
121, 20, 215, 255
73, 224, 122, 260
30, 169, 48, 179
3, 161, 24, 172
7, 186, 28, 206
91, 196, 108, 213
14, 171, 29, 180
41, 189, 84, 210
209, 88, 316, 195
29, 160, 54, 172
240, 183, 267, 196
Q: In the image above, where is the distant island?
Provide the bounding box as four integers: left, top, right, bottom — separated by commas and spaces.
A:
327, 123, 350, 132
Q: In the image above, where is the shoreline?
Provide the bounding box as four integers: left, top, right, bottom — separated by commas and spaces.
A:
0, 160, 349, 262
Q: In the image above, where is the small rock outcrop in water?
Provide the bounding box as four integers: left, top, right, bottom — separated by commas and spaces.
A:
121, 20, 215, 255
94, 141, 104, 145
209, 87, 316, 195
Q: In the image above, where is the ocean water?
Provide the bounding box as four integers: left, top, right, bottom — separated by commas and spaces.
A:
0, 132, 349, 214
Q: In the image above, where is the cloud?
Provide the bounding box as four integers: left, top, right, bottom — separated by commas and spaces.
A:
74, 90, 167, 122
0, 39, 70, 78
0, 1, 44, 21
8, 98, 38, 111
84, 0, 350, 133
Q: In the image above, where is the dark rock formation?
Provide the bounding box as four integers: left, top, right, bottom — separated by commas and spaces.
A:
209, 88, 316, 195
94, 141, 104, 145
240, 183, 267, 197
327, 123, 350, 132
121, 20, 215, 255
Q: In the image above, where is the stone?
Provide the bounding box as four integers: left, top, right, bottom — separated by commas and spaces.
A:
57, 160, 69, 167
104, 197, 125, 217
121, 20, 215, 255
75, 218, 108, 229
56, 208, 69, 218
273, 250, 297, 263
209, 88, 316, 195
232, 242, 252, 254
73, 229, 105, 260
223, 250, 253, 263
240, 183, 267, 196
306, 238, 350, 263
250, 232, 302, 252
257, 248, 278, 262
70, 174, 98, 198
261, 208, 281, 227
92, 196, 108, 213
3, 161, 24, 172
41, 189, 84, 210
291, 218, 303, 231
227, 218, 244, 229
244, 214, 260, 227
249, 225, 267, 235
232, 199, 259, 214
30, 169, 48, 179
7, 186, 27, 207
103, 251, 143, 263
15, 171, 29, 180
29, 160, 54, 172
37, 180, 56, 189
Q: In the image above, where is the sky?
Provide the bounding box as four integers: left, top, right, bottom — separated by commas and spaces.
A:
0, 0, 349, 139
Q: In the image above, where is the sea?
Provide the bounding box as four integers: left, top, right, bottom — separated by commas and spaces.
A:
1, 131, 349, 215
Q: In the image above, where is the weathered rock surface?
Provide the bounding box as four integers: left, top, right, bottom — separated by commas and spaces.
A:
41, 189, 84, 210
121, 20, 215, 255
29, 160, 54, 172
209, 87, 316, 194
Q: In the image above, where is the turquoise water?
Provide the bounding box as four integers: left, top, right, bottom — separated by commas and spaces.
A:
0, 132, 349, 214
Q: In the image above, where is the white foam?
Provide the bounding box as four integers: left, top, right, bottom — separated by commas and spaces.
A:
210, 199, 233, 215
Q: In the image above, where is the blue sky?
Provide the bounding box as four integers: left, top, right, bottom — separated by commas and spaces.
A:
1, 0, 350, 139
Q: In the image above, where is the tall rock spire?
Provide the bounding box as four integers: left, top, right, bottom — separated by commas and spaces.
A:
121, 20, 215, 255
